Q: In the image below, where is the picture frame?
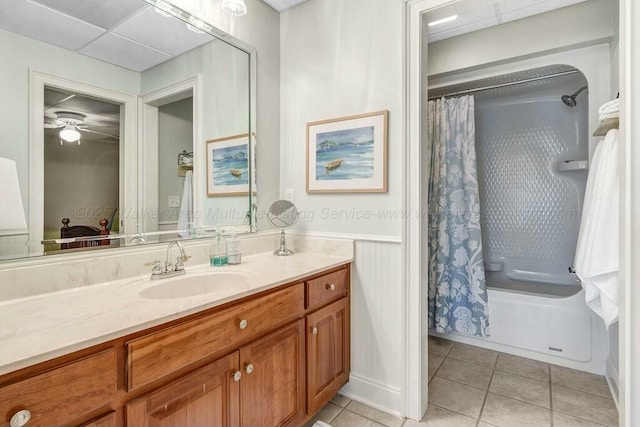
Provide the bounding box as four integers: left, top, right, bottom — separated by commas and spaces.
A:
206, 134, 250, 197
306, 110, 388, 193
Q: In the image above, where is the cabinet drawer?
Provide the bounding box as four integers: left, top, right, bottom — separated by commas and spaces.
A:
0, 349, 117, 427
127, 283, 305, 391
306, 268, 348, 310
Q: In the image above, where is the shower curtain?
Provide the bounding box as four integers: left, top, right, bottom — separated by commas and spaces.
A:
427, 95, 490, 337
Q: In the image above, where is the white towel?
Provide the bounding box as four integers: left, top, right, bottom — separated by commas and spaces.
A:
574, 129, 619, 327
177, 170, 193, 238
598, 99, 619, 122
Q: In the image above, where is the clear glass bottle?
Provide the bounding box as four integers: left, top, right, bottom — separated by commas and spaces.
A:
226, 234, 241, 265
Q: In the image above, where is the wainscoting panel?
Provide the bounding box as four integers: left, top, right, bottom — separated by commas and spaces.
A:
341, 239, 404, 415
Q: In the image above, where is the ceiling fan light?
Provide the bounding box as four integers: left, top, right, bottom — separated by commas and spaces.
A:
60, 125, 81, 143
221, 0, 247, 16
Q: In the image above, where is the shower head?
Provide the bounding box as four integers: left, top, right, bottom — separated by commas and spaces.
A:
561, 86, 588, 108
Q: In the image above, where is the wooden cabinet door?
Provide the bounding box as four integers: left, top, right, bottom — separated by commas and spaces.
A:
239, 320, 305, 427
126, 352, 240, 427
80, 411, 117, 427
306, 297, 350, 413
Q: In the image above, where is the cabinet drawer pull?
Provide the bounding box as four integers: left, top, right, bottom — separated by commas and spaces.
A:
312, 327, 318, 335
239, 319, 248, 330
245, 363, 254, 374
326, 283, 336, 291
233, 371, 242, 382
10, 409, 31, 427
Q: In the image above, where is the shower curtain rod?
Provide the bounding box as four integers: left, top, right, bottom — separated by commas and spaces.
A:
428, 69, 580, 100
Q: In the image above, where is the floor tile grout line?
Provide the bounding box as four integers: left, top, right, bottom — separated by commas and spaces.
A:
551, 408, 611, 427
430, 354, 448, 380
492, 366, 551, 384
551, 382, 617, 401
328, 407, 343, 424
549, 365, 554, 426
441, 353, 497, 370
433, 371, 492, 393
342, 403, 403, 427
427, 402, 481, 422
477, 351, 499, 423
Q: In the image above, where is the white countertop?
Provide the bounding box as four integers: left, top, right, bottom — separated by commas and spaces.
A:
0, 251, 352, 376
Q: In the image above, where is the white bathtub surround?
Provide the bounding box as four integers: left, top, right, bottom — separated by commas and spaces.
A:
432, 287, 608, 375
575, 129, 620, 327
0, 238, 353, 376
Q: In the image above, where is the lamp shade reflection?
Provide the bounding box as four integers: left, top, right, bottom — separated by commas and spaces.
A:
0, 157, 27, 235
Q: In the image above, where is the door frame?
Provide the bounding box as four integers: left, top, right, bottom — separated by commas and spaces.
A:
405, 0, 639, 424
28, 70, 138, 255
138, 75, 202, 235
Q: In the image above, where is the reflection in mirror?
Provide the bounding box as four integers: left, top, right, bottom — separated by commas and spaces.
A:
43, 87, 121, 254
0, 0, 256, 261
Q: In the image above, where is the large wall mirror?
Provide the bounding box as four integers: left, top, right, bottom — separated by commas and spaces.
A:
0, 0, 257, 261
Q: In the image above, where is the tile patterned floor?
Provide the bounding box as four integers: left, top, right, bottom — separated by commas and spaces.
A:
309, 337, 618, 427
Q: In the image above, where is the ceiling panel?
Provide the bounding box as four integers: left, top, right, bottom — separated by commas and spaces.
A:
499, 0, 587, 23
428, 6, 498, 43
30, 0, 148, 30
113, 6, 214, 56
426, 0, 590, 43
79, 33, 172, 72
261, 0, 309, 12
0, 0, 105, 50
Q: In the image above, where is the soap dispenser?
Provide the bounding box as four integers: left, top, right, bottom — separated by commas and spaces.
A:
211, 225, 227, 266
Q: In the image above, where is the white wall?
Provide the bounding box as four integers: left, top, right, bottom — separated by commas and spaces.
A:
280, 0, 403, 237
0, 28, 140, 219
280, 0, 405, 415
158, 98, 193, 225
142, 40, 251, 229
164, 0, 281, 221
43, 135, 119, 238
428, 0, 614, 77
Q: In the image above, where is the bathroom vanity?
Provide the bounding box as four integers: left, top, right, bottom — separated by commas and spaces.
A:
0, 249, 351, 427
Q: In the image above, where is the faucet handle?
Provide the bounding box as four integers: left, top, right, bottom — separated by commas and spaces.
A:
174, 255, 186, 270
145, 260, 164, 275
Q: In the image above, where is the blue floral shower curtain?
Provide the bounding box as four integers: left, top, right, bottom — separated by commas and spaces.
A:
427, 95, 490, 337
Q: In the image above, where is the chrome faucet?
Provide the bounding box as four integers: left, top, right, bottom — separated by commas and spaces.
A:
147, 240, 190, 280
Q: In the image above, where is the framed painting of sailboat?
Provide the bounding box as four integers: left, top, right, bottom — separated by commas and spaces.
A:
206, 134, 250, 196
306, 110, 388, 193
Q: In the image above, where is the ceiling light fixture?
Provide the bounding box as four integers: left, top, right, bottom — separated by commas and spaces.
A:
60, 124, 81, 144
221, 0, 247, 16
427, 15, 458, 27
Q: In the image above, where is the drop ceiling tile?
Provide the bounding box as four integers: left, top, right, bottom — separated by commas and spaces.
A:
0, 0, 105, 50
262, 0, 309, 12
498, 0, 588, 22
30, 0, 148, 29
79, 33, 172, 72
113, 6, 213, 57
429, 16, 501, 42
428, 6, 496, 38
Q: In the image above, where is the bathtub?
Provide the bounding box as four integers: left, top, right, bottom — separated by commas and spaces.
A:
430, 281, 609, 375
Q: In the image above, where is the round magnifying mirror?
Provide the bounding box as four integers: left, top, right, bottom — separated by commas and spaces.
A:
267, 200, 299, 256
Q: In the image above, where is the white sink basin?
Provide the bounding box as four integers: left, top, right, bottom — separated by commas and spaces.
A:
139, 272, 250, 299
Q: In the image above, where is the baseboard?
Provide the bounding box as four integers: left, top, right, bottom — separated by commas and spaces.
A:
339, 373, 403, 417
606, 356, 620, 409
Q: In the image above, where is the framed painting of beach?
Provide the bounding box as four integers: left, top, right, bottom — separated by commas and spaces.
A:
206, 134, 250, 196
306, 110, 388, 193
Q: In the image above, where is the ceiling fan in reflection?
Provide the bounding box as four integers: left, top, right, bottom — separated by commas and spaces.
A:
44, 111, 118, 145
